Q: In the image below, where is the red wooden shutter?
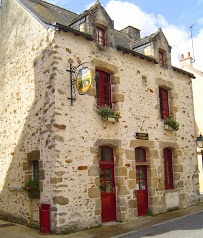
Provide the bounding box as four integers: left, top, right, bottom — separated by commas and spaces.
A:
159, 87, 169, 119
96, 70, 111, 107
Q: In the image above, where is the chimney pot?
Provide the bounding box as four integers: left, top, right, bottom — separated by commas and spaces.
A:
181, 54, 184, 59
187, 52, 190, 57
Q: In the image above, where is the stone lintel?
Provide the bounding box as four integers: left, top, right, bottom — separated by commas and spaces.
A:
130, 140, 154, 149
94, 139, 122, 148
27, 150, 40, 161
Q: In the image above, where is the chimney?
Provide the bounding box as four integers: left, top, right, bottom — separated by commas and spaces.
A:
180, 52, 193, 67
120, 26, 140, 41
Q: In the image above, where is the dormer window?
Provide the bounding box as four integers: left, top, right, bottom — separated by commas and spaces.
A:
96, 26, 106, 46
159, 49, 166, 68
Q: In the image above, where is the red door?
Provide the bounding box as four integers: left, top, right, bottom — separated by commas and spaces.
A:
99, 146, 116, 222
136, 166, 148, 216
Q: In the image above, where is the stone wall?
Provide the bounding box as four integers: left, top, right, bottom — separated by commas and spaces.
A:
0, 0, 56, 228
0, 0, 199, 234
42, 28, 198, 232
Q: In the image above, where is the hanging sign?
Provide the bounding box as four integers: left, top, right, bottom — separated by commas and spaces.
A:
76, 67, 92, 94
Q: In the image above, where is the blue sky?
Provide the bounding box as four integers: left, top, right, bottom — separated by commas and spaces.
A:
46, 0, 203, 70
49, 0, 203, 34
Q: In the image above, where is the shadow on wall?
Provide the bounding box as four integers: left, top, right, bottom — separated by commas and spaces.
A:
0, 42, 60, 229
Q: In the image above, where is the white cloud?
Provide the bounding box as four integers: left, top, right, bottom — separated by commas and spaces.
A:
105, 1, 158, 36
85, 1, 96, 10
197, 17, 203, 25
105, 0, 203, 71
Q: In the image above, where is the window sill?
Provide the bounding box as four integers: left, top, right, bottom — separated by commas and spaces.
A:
164, 124, 174, 131
165, 188, 179, 193
8, 187, 23, 191
103, 116, 119, 123
135, 162, 151, 166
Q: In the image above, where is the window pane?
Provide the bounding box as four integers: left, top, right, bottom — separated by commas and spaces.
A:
96, 27, 105, 46
100, 168, 113, 193
103, 73, 109, 84
101, 147, 113, 161
33, 160, 39, 181
135, 148, 146, 162
159, 87, 169, 119
159, 50, 166, 68
96, 70, 111, 107
164, 148, 173, 189
136, 167, 147, 190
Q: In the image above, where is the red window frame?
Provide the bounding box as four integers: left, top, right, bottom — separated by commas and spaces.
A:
159, 49, 166, 68
96, 26, 106, 46
159, 87, 169, 119
164, 148, 174, 190
135, 147, 146, 162
96, 69, 112, 107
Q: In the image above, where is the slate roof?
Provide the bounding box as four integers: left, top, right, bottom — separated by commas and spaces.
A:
17, 0, 195, 78
131, 32, 157, 49
112, 29, 132, 49
19, 0, 78, 26
18, 0, 134, 50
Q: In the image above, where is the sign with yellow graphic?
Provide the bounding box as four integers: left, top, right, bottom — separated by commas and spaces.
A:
76, 67, 92, 94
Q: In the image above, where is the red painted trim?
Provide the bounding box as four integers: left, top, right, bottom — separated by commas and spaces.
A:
96, 70, 112, 107
136, 166, 148, 216
96, 26, 106, 46
99, 146, 116, 222
159, 49, 166, 68
159, 87, 169, 119
164, 148, 174, 189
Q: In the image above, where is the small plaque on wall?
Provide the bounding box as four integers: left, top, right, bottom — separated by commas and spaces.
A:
135, 132, 149, 140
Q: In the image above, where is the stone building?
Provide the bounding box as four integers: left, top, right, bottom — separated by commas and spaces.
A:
0, 0, 199, 234
180, 53, 203, 194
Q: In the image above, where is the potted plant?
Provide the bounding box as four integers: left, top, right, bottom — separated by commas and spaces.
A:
22, 179, 40, 199
96, 105, 121, 123
164, 116, 179, 131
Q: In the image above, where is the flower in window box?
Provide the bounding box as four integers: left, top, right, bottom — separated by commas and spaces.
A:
96, 105, 121, 123
22, 179, 40, 198
164, 116, 179, 131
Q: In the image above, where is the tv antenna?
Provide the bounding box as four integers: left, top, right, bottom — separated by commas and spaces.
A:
190, 22, 196, 63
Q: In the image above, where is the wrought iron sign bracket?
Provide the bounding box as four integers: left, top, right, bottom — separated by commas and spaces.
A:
66, 62, 91, 106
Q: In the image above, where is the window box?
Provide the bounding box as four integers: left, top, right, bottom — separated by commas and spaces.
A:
164, 116, 179, 131
105, 116, 118, 123
22, 179, 40, 199
164, 123, 174, 131
96, 105, 121, 123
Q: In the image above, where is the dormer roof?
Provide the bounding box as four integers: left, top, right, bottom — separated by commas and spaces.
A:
17, 0, 194, 78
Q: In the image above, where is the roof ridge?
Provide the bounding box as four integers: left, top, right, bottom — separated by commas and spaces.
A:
39, 0, 78, 16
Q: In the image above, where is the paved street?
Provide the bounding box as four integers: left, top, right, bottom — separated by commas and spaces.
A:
0, 206, 203, 238
113, 211, 203, 238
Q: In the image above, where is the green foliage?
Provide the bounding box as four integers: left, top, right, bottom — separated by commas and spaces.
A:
22, 179, 39, 192
165, 116, 180, 131
96, 105, 121, 122
146, 209, 153, 216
